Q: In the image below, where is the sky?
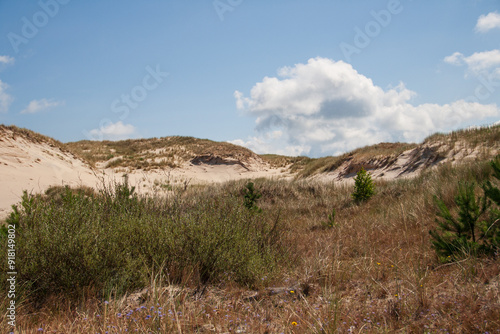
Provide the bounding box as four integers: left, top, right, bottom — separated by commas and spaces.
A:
0, 1, 499, 157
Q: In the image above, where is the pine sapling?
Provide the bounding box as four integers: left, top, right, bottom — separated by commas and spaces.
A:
352, 167, 375, 203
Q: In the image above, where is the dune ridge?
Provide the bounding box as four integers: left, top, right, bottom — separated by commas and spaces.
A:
1, 123, 499, 220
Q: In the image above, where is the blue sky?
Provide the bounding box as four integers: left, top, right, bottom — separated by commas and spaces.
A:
1, 1, 499, 157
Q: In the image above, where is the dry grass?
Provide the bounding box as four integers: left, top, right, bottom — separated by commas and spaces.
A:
0, 124, 68, 153
289, 142, 419, 178
424, 124, 500, 147
2, 124, 500, 332
284, 125, 500, 179
259, 154, 310, 170
65, 136, 261, 170
3, 159, 500, 333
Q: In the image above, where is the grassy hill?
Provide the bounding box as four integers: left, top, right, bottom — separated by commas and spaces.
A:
265, 124, 500, 178
66, 136, 263, 170
1, 124, 500, 332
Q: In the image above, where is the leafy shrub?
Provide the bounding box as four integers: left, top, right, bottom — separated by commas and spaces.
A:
0, 181, 285, 305
352, 167, 375, 202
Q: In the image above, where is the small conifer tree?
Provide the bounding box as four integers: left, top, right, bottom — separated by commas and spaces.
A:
243, 181, 262, 213
352, 167, 375, 202
481, 156, 500, 252
322, 208, 337, 228
430, 181, 489, 260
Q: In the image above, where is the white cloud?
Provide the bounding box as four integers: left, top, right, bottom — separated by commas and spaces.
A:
234, 57, 500, 156
88, 121, 137, 141
443, 52, 464, 66
444, 50, 500, 76
20, 98, 63, 114
0, 56, 14, 65
476, 11, 500, 33
0, 80, 13, 113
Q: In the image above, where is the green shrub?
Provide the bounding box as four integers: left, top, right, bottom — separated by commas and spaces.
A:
243, 181, 262, 212
481, 156, 500, 252
430, 182, 489, 260
352, 167, 375, 202
0, 181, 285, 305
430, 156, 500, 261
322, 208, 337, 228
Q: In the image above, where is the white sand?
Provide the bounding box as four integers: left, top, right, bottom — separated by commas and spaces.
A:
1, 127, 497, 221
0, 131, 291, 220
0, 131, 100, 220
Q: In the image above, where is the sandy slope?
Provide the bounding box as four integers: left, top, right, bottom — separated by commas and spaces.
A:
0, 129, 290, 220
100, 158, 292, 199
0, 129, 99, 220
1, 125, 498, 221
312, 140, 499, 183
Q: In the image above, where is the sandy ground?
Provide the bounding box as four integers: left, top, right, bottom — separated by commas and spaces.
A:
0, 133, 100, 220
1, 127, 497, 221
0, 132, 291, 220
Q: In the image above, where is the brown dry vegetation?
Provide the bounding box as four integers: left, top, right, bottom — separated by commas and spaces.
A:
287, 125, 500, 179
1, 124, 500, 333
65, 136, 262, 171
0, 125, 68, 154
2, 159, 500, 333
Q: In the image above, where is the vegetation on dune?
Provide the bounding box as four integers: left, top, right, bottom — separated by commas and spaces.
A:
424, 123, 500, 147
430, 156, 500, 260
2, 124, 500, 332
65, 136, 260, 170
263, 125, 500, 178
0, 179, 286, 307
0, 124, 69, 154
352, 167, 375, 203
2, 157, 500, 332
259, 154, 310, 170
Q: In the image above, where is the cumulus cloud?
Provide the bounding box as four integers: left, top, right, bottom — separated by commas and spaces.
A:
444, 50, 500, 76
0, 56, 14, 65
20, 98, 63, 114
88, 121, 137, 141
234, 57, 500, 156
475, 11, 500, 33
0, 80, 13, 113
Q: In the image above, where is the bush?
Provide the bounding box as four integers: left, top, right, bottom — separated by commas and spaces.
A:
430, 156, 500, 261
243, 181, 262, 212
322, 208, 337, 228
0, 181, 285, 305
352, 167, 375, 202
481, 157, 500, 252
430, 182, 489, 260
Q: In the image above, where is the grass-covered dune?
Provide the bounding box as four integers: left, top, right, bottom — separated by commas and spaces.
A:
1, 157, 500, 333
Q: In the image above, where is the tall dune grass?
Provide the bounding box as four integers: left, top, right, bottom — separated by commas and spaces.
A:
1, 160, 500, 333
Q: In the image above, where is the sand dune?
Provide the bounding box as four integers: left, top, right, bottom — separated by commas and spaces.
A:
0, 127, 290, 220
0, 127, 99, 220
1, 124, 499, 221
